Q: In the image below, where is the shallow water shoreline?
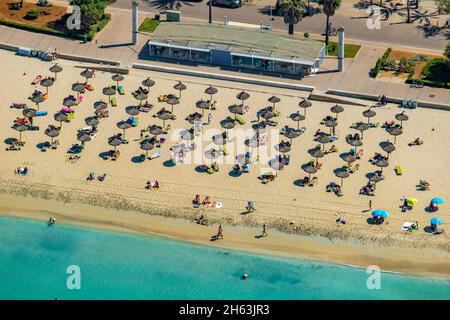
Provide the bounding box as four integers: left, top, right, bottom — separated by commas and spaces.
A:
1, 191, 449, 279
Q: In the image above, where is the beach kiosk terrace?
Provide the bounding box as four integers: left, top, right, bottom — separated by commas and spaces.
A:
148, 23, 326, 77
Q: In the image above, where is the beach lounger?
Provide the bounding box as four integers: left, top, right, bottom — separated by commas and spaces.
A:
118, 85, 125, 95
235, 114, 246, 125
149, 151, 161, 160
111, 96, 118, 107
395, 165, 403, 176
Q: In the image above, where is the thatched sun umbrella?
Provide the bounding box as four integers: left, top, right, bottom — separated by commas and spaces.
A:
269, 158, 285, 175
80, 69, 94, 83
302, 163, 317, 180
14, 124, 28, 141
205, 148, 221, 160
387, 127, 402, 145
117, 121, 132, 138
72, 82, 85, 99
134, 92, 148, 106
278, 142, 291, 155
23, 108, 37, 118
268, 95, 281, 109
174, 82, 187, 98
368, 172, 384, 189
317, 135, 332, 150
220, 118, 236, 135
284, 129, 300, 144
186, 112, 203, 125
335, 170, 350, 186
31, 94, 45, 110
94, 101, 108, 110
341, 153, 357, 167
166, 96, 179, 113
228, 104, 244, 120
311, 148, 324, 164
85, 116, 99, 127
205, 86, 218, 101
77, 132, 91, 144
103, 86, 116, 103
54, 112, 67, 127
324, 118, 338, 135
157, 110, 173, 128
260, 108, 276, 121
49, 64, 62, 80
375, 159, 389, 173
108, 136, 122, 151
125, 106, 139, 116
196, 100, 210, 116
289, 111, 305, 130
142, 77, 155, 91
330, 104, 344, 120
40, 78, 53, 95
63, 99, 77, 108
45, 127, 60, 144
149, 125, 164, 137
213, 132, 230, 146
140, 140, 154, 158
395, 112, 409, 128
236, 91, 250, 106
363, 107, 376, 124
112, 74, 124, 89
380, 141, 395, 159
299, 98, 312, 117
348, 138, 363, 153
354, 122, 370, 139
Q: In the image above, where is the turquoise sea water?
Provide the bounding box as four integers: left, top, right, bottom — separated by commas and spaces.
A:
0, 215, 449, 300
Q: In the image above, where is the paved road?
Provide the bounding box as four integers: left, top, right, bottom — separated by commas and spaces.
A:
106, 0, 448, 51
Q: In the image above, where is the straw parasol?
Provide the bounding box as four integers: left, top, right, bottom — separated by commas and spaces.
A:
140, 140, 154, 158
205, 86, 218, 101
317, 135, 332, 150
348, 138, 363, 153
14, 124, 28, 141
196, 100, 210, 116
49, 64, 62, 80
395, 112, 409, 128
375, 159, 389, 173
228, 104, 244, 120
387, 127, 402, 144
112, 74, 125, 89
142, 77, 155, 90
157, 110, 173, 127
301, 163, 317, 179
278, 142, 291, 154
72, 82, 85, 99
298, 98, 312, 117
149, 125, 164, 137
354, 122, 370, 139
341, 153, 357, 167
77, 132, 91, 144
63, 99, 77, 108
166, 96, 179, 113
40, 78, 53, 95
380, 141, 395, 159
45, 127, 60, 144
174, 81, 187, 98
54, 112, 67, 127
311, 148, 324, 164
324, 118, 338, 134
260, 108, 276, 120
268, 95, 281, 109
134, 92, 148, 106
186, 112, 203, 125
368, 172, 384, 189
125, 106, 139, 116
289, 111, 305, 130
117, 121, 132, 138
330, 104, 344, 119
108, 136, 122, 151
31, 94, 45, 110
23, 108, 37, 118
220, 118, 236, 135
103, 86, 116, 102
205, 148, 221, 160
94, 101, 108, 110
362, 107, 376, 124
269, 158, 285, 174
213, 132, 230, 145
80, 69, 94, 83
335, 170, 350, 186
236, 91, 250, 106
284, 129, 300, 144
181, 129, 195, 142
85, 116, 99, 127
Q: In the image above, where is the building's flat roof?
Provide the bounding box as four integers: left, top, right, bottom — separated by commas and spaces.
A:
149, 23, 325, 65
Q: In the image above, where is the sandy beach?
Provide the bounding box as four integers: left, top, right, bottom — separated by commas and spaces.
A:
0, 50, 449, 277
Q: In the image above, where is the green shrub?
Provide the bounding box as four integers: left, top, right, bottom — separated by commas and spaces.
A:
25, 10, 40, 20
372, 48, 392, 77
304, 32, 309, 38
0, 18, 66, 37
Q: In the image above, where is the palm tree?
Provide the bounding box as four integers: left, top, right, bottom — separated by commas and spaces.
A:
319, 0, 342, 45
280, 0, 306, 35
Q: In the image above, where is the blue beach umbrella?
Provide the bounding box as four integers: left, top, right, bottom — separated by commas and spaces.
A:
430, 217, 443, 225
431, 198, 445, 204
371, 209, 389, 218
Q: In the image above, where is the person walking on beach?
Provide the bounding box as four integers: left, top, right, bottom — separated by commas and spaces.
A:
261, 224, 268, 237
217, 224, 224, 239
369, 199, 372, 211
207, 113, 212, 125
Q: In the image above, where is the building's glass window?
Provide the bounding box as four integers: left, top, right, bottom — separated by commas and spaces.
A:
231, 55, 252, 67
253, 58, 273, 71
151, 45, 170, 57
274, 61, 294, 74
171, 48, 190, 60
191, 50, 210, 62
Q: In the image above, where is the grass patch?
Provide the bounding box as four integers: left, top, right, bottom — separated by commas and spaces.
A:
326, 42, 361, 59
138, 18, 160, 33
